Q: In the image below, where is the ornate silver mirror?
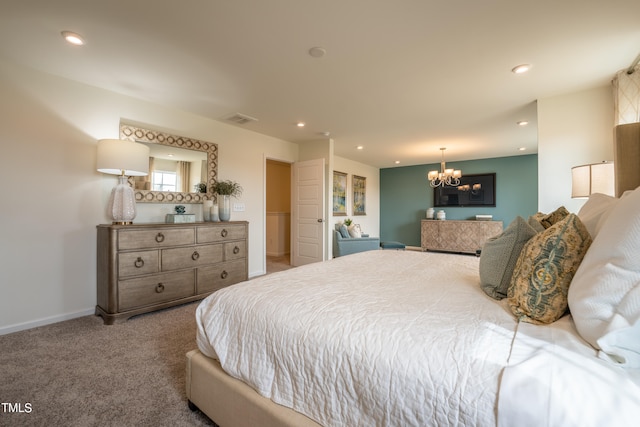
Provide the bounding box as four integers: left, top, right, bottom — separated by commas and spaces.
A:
119, 122, 218, 203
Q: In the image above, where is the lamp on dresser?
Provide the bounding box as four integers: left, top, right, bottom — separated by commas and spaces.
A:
96, 139, 150, 224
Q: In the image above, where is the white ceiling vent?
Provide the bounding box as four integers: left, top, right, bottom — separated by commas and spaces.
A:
225, 113, 258, 125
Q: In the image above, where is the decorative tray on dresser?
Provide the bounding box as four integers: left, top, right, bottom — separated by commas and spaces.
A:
96, 221, 248, 324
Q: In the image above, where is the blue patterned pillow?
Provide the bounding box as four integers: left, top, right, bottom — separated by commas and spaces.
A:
339, 224, 350, 238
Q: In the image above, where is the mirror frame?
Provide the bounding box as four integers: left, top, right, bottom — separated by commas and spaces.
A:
120, 122, 218, 203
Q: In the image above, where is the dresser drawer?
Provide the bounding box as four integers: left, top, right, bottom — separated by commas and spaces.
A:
118, 250, 159, 278
161, 244, 223, 271
224, 240, 247, 260
197, 224, 247, 243
118, 228, 195, 250
118, 270, 195, 311
197, 259, 248, 294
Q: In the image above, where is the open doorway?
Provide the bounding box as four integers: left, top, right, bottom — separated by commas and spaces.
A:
266, 159, 292, 274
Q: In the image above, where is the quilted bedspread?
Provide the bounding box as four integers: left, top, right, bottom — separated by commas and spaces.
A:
196, 250, 517, 427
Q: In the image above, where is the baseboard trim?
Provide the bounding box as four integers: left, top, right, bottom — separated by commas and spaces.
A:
0, 308, 95, 336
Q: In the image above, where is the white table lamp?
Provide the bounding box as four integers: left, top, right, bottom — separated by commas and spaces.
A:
571, 161, 614, 198
97, 139, 150, 224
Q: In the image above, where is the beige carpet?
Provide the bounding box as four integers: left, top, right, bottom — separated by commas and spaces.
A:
0, 302, 216, 427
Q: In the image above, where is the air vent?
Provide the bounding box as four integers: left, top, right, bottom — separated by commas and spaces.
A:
225, 113, 258, 125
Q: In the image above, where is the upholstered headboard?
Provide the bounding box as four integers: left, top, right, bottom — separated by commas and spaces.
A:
614, 122, 640, 197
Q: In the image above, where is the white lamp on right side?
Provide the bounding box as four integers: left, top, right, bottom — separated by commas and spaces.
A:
97, 139, 150, 224
571, 161, 615, 198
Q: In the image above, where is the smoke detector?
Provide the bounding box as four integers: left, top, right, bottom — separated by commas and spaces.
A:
224, 113, 258, 125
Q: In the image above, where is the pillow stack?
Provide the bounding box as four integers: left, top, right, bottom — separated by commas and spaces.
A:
480, 206, 592, 324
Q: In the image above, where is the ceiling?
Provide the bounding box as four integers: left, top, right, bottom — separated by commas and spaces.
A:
1, 0, 639, 168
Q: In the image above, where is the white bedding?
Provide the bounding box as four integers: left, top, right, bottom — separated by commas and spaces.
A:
498, 316, 640, 427
196, 250, 517, 426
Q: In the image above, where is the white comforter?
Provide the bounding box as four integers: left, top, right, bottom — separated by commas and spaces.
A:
498, 316, 640, 427
196, 250, 517, 427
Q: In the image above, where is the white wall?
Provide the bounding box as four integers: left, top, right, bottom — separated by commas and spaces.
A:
0, 60, 298, 333
537, 85, 614, 213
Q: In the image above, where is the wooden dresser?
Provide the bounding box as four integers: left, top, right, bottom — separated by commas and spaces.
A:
96, 222, 248, 324
421, 219, 503, 254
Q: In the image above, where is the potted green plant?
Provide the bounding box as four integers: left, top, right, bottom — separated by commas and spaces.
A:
193, 182, 207, 193
344, 218, 353, 226
212, 180, 243, 221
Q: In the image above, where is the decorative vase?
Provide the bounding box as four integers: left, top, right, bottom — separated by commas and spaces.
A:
219, 195, 231, 221
203, 200, 213, 221
210, 204, 220, 222
426, 207, 435, 219
437, 210, 446, 220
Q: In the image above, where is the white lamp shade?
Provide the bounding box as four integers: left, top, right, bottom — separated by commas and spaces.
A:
97, 139, 150, 176
571, 161, 614, 198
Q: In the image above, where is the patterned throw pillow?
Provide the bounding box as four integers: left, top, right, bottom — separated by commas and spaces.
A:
338, 224, 350, 238
507, 213, 592, 324
539, 206, 570, 229
348, 224, 362, 238
479, 216, 538, 300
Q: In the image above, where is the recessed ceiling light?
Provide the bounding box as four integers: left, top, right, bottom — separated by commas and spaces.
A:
519, 147, 527, 151
394, 160, 400, 164
296, 122, 305, 127
61, 31, 85, 46
517, 120, 529, 126
356, 146, 364, 150
511, 64, 531, 74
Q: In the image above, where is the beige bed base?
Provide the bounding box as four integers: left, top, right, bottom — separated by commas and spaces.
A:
186, 349, 322, 427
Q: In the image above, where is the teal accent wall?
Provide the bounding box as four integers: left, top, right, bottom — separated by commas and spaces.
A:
380, 154, 538, 246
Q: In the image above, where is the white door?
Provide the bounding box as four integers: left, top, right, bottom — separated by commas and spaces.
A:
291, 158, 325, 267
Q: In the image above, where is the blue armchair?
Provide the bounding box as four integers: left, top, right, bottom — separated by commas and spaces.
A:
332, 229, 380, 257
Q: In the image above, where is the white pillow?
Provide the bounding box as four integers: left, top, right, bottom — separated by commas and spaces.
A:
348, 224, 362, 238
568, 187, 640, 367
576, 192, 618, 238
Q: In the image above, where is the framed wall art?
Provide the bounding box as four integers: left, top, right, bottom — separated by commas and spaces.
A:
332, 171, 347, 216
352, 175, 366, 215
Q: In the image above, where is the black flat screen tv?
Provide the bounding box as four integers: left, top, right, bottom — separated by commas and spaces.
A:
433, 173, 496, 207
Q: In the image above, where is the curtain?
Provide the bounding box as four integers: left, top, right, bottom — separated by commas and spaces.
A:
613, 64, 640, 125
145, 157, 154, 190
176, 161, 191, 193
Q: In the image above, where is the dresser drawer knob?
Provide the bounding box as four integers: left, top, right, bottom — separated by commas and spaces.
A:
233, 246, 240, 255
155, 283, 165, 293
220, 270, 228, 279
221, 229, 228, 238
134, 257, 145, 268
191, 251, 200, 261
155, 232, 165, 243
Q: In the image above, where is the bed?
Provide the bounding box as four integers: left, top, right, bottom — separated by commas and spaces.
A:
186, 153, 640, 426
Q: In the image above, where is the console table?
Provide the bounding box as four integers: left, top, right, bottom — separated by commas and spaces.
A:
96, 222, 248, 324
421, 220, 503, 254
